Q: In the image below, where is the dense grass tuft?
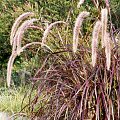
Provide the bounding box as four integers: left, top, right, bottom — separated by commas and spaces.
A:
6, 1, 120, 119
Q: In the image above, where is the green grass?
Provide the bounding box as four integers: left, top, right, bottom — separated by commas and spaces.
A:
0, 85, 35, 116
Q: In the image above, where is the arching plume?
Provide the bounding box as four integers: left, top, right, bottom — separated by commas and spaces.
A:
15, 18, 38, 53
73, 11, 89, 53
41, 21, 66, 46
10, 12, 34, 45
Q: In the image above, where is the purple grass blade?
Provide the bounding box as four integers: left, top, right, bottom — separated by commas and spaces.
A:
80, 80, 89, 118
100, 85, 109, 119
109, 65, 114, 96
96, 95, 100, 120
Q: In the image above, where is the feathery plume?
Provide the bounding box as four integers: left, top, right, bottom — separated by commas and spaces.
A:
41, 21, 66, 46
92, 20, 101, 67
7, 52, 17, 87
77, 0, 85, 8
10, 12, 34, 45
73, 11, 89, 53
104, 32, 111, 70
12, 40, 17, 54
101, 8, 108, 48
14, 18, 38, 51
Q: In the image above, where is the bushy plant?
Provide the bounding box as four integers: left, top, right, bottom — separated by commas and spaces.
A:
4, 0, 120, 119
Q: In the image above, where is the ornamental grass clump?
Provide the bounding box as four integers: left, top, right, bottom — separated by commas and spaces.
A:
6, 1, 120, 120
23, 47, 119, 119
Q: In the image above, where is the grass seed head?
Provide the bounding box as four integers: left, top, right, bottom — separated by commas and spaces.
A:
15, 18, 38, 52
41, 21, 66, 46
10, 12, 34, 45
7, 52, 17, 87
101, 8, 108, 48
104, 32, 111, 70
73, 11, 89, 53
92, 20, 101, 67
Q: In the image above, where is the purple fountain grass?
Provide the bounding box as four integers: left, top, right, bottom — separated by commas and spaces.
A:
101, 8, 108, 48
23, 50, 119, 119
10, 12, 34, 45
8, 12, 52, 87
73, 11, 89, 53
92, 20, 101, 67
6, 2, 119, 119
41, 21, 66, 47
